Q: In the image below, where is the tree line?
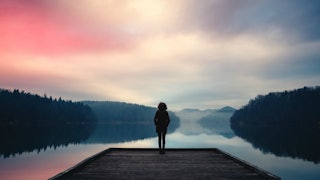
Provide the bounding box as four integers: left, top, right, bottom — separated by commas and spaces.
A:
230, 86, 320, 163
0, 88, 97, 126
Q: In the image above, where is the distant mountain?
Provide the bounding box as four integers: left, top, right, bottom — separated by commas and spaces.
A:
179, 108, 202, 113
180, 106, 235, 113
174, 109, 213, 135
217, 106, 236, 113
198, 107, 236, 138
175, 107, 236, 138
230, 86, 320, 163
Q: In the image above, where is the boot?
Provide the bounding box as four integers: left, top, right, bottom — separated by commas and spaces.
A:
158, 141, 162, 154
161, 144, 165, 154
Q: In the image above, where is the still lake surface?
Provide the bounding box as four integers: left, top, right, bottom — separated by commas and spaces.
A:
1, 110, 320, 180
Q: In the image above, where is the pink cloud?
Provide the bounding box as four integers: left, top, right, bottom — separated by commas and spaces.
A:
0, 0, 130, 55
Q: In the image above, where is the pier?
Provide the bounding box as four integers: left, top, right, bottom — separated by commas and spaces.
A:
50, 148, 280, 180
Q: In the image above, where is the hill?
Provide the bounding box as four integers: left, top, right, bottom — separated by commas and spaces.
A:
83, 101, 180, 143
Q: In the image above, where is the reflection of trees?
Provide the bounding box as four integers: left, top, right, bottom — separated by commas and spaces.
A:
230, 86, 320, 163
0, 124, 95, 158
85, 122, 180, 144
0, 89, 97, 158
85, 124, 156, 143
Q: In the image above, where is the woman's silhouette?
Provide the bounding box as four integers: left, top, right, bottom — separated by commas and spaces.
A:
154, 102, 170, 154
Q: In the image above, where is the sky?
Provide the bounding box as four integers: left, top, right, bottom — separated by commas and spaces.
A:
0, 0, 320, 110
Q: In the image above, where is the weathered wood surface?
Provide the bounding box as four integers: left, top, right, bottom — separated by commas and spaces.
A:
50, 148, 281, 180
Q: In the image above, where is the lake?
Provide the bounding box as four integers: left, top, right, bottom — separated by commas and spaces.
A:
1, 110, 320, 180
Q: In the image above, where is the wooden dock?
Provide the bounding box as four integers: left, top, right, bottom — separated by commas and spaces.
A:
50, 148, 281, 180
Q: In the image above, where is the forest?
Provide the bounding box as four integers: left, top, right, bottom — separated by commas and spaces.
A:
230, 86, 320, 163
0, 89, 97, 126
0, 89, 97, 157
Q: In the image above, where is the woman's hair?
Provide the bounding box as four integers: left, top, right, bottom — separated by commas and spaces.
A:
158, 102, 167, 111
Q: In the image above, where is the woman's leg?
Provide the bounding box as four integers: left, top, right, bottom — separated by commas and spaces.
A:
162, 132, 166, 149
158, 133, 161, 149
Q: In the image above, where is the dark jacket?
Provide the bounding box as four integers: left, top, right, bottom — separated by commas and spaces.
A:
154, 110, 170, 133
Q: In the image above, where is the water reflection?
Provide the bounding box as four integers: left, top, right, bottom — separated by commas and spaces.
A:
85, 124, 159, 144
1, 109, 320, 180
2, 131, 320, 180
0, 124, 95, 158
231, 120, 320, 164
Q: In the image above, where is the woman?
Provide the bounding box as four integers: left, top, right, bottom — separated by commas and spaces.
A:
154, 102, 170, 154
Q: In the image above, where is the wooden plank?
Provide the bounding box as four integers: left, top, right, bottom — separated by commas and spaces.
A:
50, 148, 281, 180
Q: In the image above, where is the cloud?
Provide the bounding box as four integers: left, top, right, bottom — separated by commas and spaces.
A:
1, 0, 320, 110
257, 42, 320, 80
179, 0, 320, 43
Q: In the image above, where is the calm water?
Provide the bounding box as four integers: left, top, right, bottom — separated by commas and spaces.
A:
1, 111, 320, 180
